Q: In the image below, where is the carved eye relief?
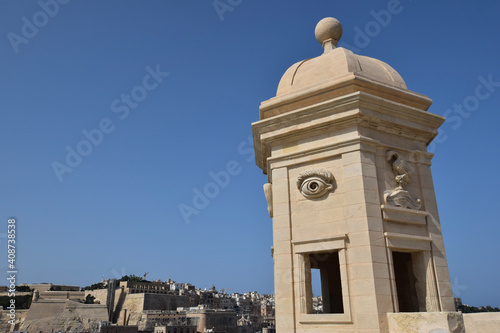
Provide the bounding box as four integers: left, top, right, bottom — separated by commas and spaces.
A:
296, 168, 335, 199
299, 177, 334, 198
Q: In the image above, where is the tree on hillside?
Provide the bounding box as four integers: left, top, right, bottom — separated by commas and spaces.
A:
119, 274, 149, 283
16, 285, 32, 292
458, 304, 500, 313
83, 282, 106, 290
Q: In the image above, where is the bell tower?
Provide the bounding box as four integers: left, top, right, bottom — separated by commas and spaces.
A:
253, 17, 460, 332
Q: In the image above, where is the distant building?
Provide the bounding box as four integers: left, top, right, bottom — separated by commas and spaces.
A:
141, 309, 197, 329
154, 325, 197, 333
218, 294, 234, 309
100, 325, 138, 333
260, 301, 275, 318
454, 297, 463, 310
116, 293, 191, 325
120, 280, 172, 294
3, 277, 274, 332
262, 328, 276, 333
186, 308, 237, 333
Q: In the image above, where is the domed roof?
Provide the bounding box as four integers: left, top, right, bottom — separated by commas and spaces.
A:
276, 17, 407, 97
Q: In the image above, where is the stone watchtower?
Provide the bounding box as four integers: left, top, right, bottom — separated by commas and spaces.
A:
252, 18, 462, 332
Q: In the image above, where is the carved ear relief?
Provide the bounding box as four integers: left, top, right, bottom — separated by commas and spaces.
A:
296, 168, 335, 199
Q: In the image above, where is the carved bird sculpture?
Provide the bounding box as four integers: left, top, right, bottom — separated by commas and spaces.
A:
386, 150, 411, 189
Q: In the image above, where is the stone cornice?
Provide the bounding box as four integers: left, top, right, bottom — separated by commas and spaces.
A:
253, 91, 444, 173
260, 73, 433, 119
266, 137, 378, 181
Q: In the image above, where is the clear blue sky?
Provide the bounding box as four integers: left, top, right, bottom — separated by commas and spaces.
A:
1, 1, 499, 307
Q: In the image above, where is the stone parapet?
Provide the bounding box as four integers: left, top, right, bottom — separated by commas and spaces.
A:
463, 312, 500, 333
387, 312, 465, 333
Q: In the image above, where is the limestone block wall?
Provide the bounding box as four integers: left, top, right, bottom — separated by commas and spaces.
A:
387, 312, 465, 333
463, 313, 500, 333
260, 114, 455, 332
27, 283, 80, 292
23, 300, 66, 322
373, 144, 455, 312
187, 310, 237, 333
40, 290, 85, 301
86, 288, 108, 304
117, 293, 191, 326
253, 59, 458, 332
270, 143, 394, 332
118, 293, 145, 325
86, 287, 124, 312
143, 293, 190, 310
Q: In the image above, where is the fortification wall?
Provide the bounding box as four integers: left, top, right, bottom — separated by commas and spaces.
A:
143, 293, 190, 311
24, 299, 66, 321
87, 287, 124, 310
39, 290, 85, 301
27, 283, 79, 292
21, 299, 107, 332
116, 293, 190, 326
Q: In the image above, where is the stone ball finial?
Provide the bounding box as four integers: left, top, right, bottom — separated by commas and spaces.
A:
315, 17, 343, 48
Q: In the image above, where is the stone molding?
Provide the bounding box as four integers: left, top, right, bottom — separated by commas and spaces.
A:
381, 205, 428, 225
384, 232, 432, 252
260, 74, 433, 119
253, 91, 443, 174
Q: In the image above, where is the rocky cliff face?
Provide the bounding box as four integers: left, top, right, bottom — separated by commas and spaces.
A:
0, 309, 29, 332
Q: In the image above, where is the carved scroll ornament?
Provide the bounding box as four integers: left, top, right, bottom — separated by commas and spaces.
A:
263, 183, 273, 218
384, 150, 421, 210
